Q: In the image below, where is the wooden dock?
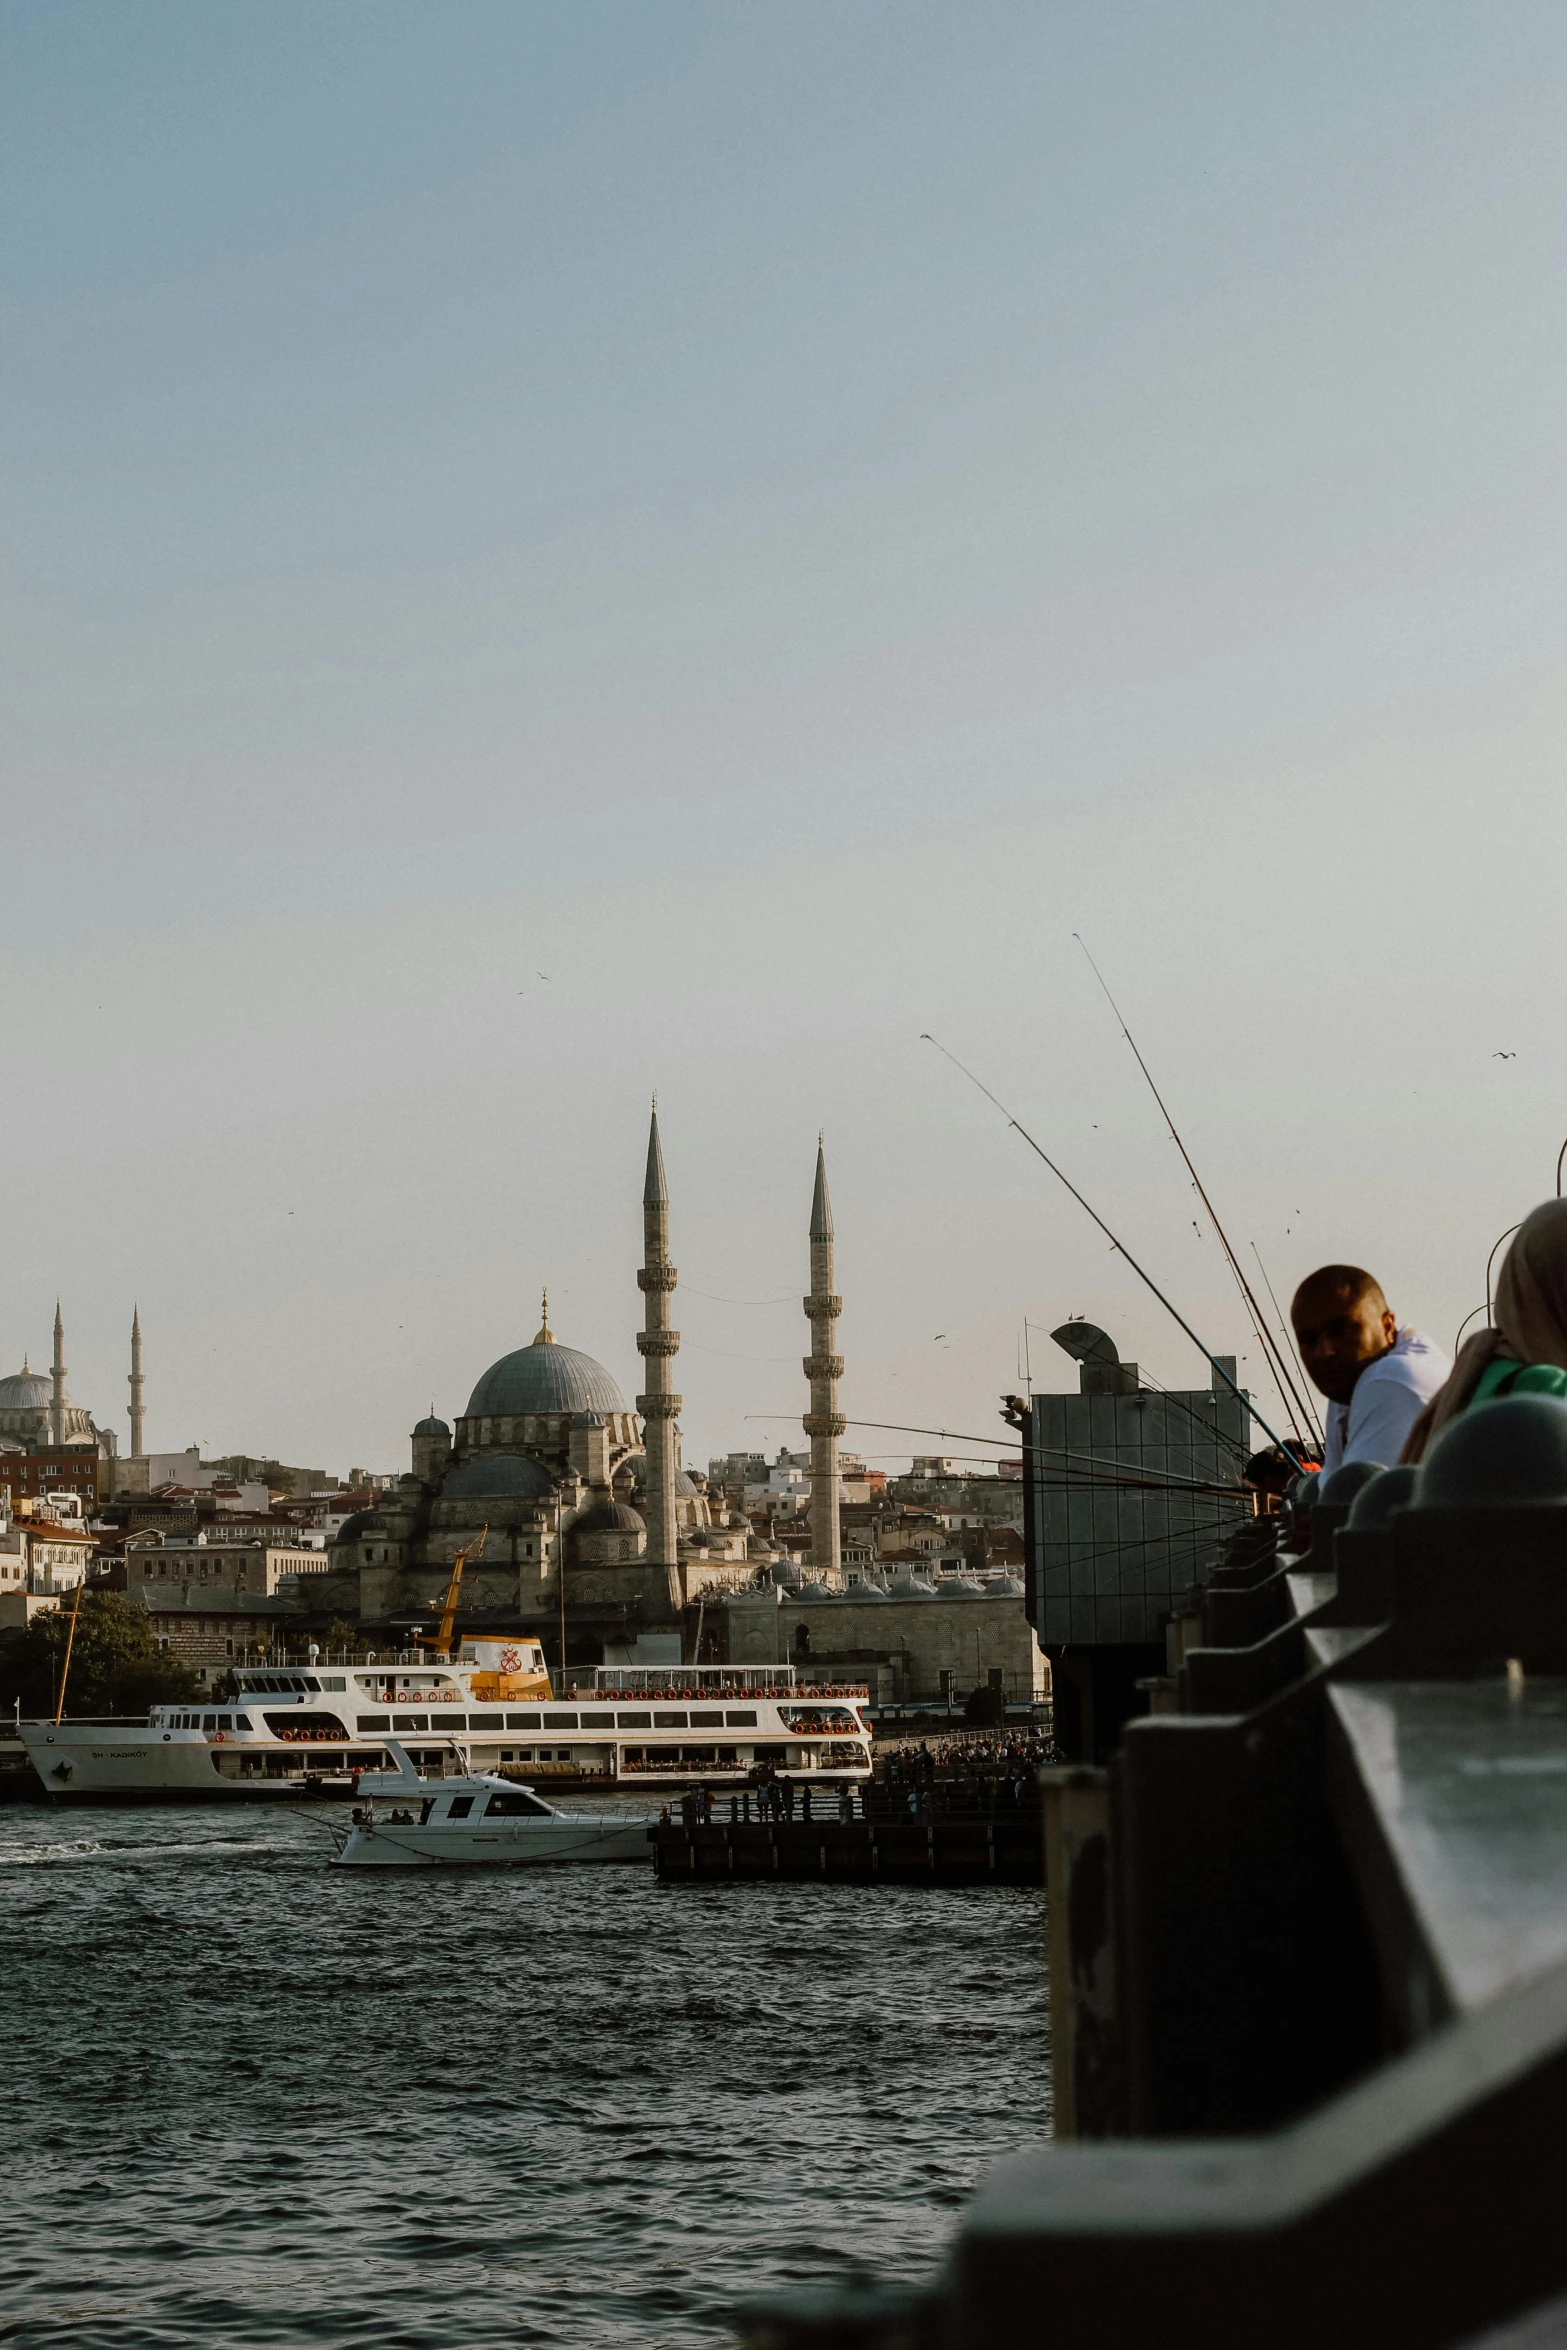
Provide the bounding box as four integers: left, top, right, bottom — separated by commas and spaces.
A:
652, 1806, 1043, 1886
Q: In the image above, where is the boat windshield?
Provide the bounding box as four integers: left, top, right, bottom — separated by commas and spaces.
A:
481, 1790, 554, 1818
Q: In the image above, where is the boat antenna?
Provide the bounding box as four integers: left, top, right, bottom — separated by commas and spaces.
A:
1073, 935, 1322, 1447
919, 1031, 1304, 1472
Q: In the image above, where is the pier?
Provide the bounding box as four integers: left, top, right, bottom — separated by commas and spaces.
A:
652, 1794, 1043, 1887
742, 1400, 1567, 2350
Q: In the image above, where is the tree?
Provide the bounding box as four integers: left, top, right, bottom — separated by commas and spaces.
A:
0, 1593, 203, 1718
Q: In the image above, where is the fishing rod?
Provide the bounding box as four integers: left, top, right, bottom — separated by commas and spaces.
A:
919, 1031, 1306, 1473
1249, 1240, 1325, 1448
1073, 936, 1322, 1445
746, 1414, 1247, 1494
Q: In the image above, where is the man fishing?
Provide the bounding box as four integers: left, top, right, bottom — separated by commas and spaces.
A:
1290, 1265, 1450, 1476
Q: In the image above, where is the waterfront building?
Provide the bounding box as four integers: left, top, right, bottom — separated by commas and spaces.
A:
1010, 1318, 1251, 1759
326, 1108, 761, 1662
0, 1306, 119, 1499
723, 1572, 1048, 1714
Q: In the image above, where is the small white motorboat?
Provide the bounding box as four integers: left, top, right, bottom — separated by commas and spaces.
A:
328, 1741, 653, 1869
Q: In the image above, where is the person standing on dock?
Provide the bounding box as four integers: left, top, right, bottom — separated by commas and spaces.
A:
1291, 1265, 1450, 1475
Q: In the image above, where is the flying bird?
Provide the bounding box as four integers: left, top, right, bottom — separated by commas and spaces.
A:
1493, 1051, 1516, 1059
933, 1333, 946, 1340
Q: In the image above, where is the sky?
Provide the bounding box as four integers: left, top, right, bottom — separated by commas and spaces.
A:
3, 1, 1563, 1479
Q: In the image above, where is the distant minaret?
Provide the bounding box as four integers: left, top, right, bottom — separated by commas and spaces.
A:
803, 1140, 844, 1580
128, 1306, 146, 1457
51, 1303, 66, 1447
635, 1103, 683, 1620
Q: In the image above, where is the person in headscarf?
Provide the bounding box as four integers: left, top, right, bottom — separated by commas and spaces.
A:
1401, 1200, 1567, 1464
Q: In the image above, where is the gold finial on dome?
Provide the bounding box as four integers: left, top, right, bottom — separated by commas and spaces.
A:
534, 1289, 554, 1345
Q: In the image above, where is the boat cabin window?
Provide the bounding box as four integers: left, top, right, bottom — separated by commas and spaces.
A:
263, 1711, 351, 1739
203, 1714, 218, 1731
469, 1713, 503, 1730
507, 1712, 541, 1729
542, 1712, 578, 1730
726, 1711, 758, 1728
357, 1715, 390, 1731
688, 1710, 725, 1727
616, 1711, 651, 1729
445, 1796, 475, 1819
234, 1715, 252, 1731
482, 1790, 553, 1818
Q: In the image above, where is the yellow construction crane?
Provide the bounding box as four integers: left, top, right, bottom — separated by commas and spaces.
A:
415, 1523, 487, 1658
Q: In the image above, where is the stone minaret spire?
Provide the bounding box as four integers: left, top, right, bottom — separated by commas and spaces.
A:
803, 1139, 844, 1581
128, 1306, 146, 1457
51, 1302, 66, 1447
635, 1102, 683, 1621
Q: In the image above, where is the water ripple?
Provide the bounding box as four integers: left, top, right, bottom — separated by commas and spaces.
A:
0, 1802, 1049, 2347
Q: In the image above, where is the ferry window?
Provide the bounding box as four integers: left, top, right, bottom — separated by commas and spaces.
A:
616, 1711, 652, 1729
648, 1746, 680, 1763
688, 1710, 725, 1727
483, 1791, 552, 1818
542, 1712, 578, 1730
320, 1677, 346, 1691
234, 1716, 252, 1731
203, 1714, 218, 1731
469, 1713, 503, 1730
653, 1711, 688, 1729
725, 1710, 758, 1727
439, 1713, 468, 1729
446, 1797, 474, 1819
357, 1715, 390, 1732
302, 1677, 321, 1692
392, 1714, 429, 1731
507, 1712, 541, 1730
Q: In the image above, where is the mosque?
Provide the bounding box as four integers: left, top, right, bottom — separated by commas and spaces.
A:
330, 1109, 844, 1662
0, 1304, 124, 1483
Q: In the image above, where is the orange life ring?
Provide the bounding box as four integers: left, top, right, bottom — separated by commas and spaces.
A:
442, 1692, 457, 1703
214, 1732, 227, 1744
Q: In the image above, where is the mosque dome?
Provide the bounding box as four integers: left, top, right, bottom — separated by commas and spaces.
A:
466, 1341, 627, 1419
570, 1497, 646, 1538
0, 1367, 52, 1412
336, 1511, 386, 1544
413, 1413, 450, 1438
442, 1455, 555, 1501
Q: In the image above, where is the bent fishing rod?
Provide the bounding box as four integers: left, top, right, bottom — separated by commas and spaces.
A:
920, 1031, 1306, 1475
1072, 934, 1324, 1448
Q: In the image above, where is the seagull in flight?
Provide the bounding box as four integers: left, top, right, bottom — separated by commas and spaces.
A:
1493, 1050, 1516, 1059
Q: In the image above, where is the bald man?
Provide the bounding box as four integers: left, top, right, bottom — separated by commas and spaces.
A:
1291, 1266, 1451, 1477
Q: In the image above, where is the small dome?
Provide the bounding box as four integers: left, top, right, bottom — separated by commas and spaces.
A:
335, 1511, 385, 1544
0, 1367, 51, 1412
771, 1559, 804, 1588
992, 1571, 1027, 1596
466, 1340, 627, 1419
571, 1497, 646, 1537
441, 1454, 554, 1501
1417, 1395, 1567, 1509
795, 1578, 833, 1603
887, 1570, 936, 1600
413, 1414, 450, 1438
942, 1576, 989, 1600
845, 1578, 889, 1600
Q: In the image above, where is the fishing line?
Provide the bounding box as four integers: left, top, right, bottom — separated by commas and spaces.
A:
919, 1030, 1304, 1473
1072, 937, 1320, 1443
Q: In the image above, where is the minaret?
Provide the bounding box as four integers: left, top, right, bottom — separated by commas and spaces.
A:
128, 1306, 146, 1457
803, 1139, 844, 1581
635, 1103, 683, 1621
51, 1303, 66, 1447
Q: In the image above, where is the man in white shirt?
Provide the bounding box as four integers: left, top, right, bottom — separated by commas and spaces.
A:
1290, 1265, 1452, 1476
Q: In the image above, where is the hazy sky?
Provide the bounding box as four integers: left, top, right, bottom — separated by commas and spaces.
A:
4, 2, 1563, 1478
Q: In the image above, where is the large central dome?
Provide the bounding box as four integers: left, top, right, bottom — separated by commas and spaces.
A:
0, 1367, 52, 1411
465, 1338, 628, 1419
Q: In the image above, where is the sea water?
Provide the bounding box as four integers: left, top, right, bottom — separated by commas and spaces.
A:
0, 1800, 1049, 2347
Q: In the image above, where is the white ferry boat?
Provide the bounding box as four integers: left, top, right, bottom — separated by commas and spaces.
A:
329, 1742, 652, 1869
17, 1647, 873, 1804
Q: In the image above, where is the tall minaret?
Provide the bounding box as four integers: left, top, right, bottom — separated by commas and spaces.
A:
635, 1103, 683, 1621
128, 1306, 146, 1457
803, 1139, 844, 1581
51, 1302, 66, 1447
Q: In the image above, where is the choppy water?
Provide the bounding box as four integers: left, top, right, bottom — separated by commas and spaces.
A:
0, 1799, 1049, 2348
